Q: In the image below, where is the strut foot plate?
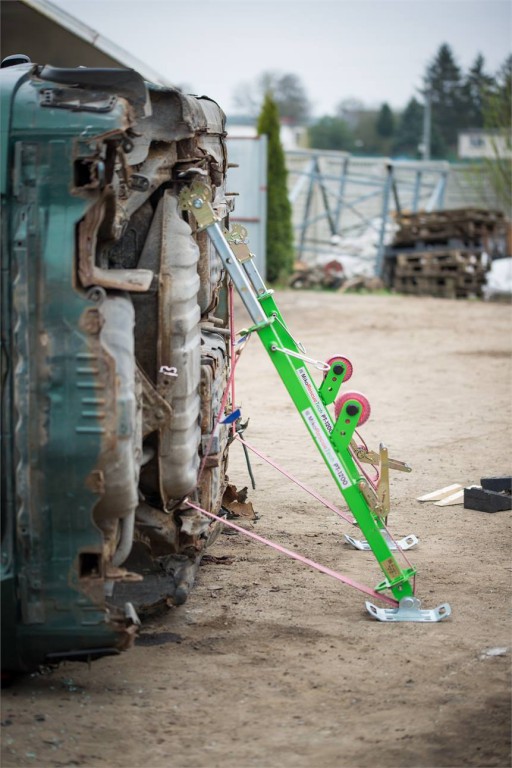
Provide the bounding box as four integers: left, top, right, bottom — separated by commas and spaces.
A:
365, 596, 451, 622
344, 532, 418, 551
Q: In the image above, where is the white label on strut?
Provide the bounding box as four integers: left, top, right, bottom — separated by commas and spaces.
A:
302, 407, 351, 488
296, 366, 333, 433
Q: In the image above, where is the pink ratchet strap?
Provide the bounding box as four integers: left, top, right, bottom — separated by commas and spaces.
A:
235, 434, 355, 525
186, 499, 398, 607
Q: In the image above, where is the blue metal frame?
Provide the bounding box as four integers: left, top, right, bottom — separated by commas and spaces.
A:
287, 151, 451, 274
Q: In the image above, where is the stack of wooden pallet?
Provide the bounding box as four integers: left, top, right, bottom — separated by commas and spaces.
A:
393, 208, 505, 248
393, 249, 489, 299
388, 208, 504, 299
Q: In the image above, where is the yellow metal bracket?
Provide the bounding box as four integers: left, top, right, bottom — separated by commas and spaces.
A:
352, 441, 411, 521
179, 181, 218, 231
225, 224, 254, 263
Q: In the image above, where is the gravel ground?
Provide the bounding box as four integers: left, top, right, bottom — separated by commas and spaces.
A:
2, 290, 511, 768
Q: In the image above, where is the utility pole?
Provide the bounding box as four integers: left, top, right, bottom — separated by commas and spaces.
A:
420, 86, 432, 161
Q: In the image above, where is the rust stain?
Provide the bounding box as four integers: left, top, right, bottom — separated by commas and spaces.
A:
85, 469, 105, 495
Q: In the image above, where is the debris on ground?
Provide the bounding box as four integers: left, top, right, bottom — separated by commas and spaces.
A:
479, 647, 509, 659
483, 256, 512, 301
417, 478, 512, 511
338, 276, 385, 293
464, 476, 512, 513
222, 484, 257, 521
417, 483, 463, 502
289, 260, 384, 293
290, 218, 397, 290
289, 258, 345, 289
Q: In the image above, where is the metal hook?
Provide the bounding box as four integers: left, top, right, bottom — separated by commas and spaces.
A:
159, 365, 178, 378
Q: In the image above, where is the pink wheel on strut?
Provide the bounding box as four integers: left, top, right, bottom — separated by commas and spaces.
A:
334, 390, 371, 425
325, 355, 353, 382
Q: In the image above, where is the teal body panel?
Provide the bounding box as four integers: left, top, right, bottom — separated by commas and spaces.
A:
1, 67, 132, 670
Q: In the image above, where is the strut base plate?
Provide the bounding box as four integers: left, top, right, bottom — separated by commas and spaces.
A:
366, 596, 451, 622
344, 532, 419, 551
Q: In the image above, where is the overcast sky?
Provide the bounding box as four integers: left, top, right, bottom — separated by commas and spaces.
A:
51, 0, 511, 116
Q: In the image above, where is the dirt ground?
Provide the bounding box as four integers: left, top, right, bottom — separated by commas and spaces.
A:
2, 291, 511, 768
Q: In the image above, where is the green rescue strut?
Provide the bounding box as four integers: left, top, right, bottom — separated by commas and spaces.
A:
180, 182, 451, 622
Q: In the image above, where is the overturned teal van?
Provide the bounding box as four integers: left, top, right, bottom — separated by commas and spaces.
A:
1, 59, 233, 672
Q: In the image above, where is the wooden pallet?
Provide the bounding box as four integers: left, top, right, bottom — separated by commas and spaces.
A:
394, 274, 458, 298
393, 249, 489, 298
393, 208, 506, 247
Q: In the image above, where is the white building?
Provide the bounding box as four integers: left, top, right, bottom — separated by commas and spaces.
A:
226, 117, 307, 150
458, 130, 512, 160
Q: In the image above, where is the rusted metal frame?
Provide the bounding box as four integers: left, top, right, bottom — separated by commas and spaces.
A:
137, 364, 173, 439
78, 197, 153, 292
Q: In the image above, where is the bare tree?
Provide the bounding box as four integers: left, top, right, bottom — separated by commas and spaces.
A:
233, 70, 311, 125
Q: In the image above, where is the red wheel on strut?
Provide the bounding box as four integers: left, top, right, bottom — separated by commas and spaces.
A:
325, 355, 353, 382
334, 390, 371, 425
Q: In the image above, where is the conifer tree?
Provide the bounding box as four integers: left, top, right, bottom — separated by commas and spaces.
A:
376, 103, 395, 139
392, 97, 446, 158
461, 54, 495, 129
425, 43, 464, 151
392, 98, 424, 157
257, 92, 295, 283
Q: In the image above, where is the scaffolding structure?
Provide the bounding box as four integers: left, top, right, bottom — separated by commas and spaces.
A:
286, 151, 490, 276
